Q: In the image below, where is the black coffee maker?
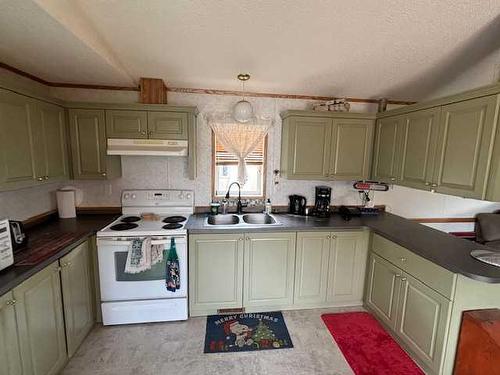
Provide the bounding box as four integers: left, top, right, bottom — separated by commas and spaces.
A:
314, 186, 332, 217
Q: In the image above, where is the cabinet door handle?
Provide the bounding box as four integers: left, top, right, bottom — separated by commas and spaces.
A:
425, 182, 431, 186
246, 236, 250, 241
140, 130, 147, 135
61, 261, 72, 268
326, 235, 331, 239
238, 237, 243, 241
400, 257, 407, 262
431, 183, 437, 187
148, 130, 153, 136
37, 177, 43, 181
401, 277, 407, 281
395, 274, 401, 278
5, 299, 16, 306
390, 177, 396, 182
331, 235, 337, 239
44, 176, 49, 180
101, 172, 107, 177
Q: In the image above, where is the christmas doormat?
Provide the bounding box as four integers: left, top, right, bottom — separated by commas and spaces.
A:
204, 311, 293, 353
322, 312, 424, 375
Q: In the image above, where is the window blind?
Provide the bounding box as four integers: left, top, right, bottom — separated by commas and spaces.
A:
215, 137, 265, 165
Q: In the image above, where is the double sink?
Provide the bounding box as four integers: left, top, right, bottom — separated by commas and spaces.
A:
205, 213, 281, 227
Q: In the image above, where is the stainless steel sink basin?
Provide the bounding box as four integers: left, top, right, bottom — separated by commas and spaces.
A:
242, 213, 276, 225
207, 214, 239, 225
204, 213, 280, 227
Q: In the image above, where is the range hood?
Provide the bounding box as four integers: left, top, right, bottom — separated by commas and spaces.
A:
107, 139, 188, 156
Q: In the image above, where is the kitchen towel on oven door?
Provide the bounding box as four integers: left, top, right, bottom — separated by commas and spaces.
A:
166, 237, 180, 292
124, 237, 163, 274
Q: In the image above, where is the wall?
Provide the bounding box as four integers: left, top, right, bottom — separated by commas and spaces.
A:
52, 87, 500, 233
2, 70, 500, 225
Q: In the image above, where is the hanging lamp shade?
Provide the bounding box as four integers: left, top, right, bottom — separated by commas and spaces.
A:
233, 99, 254, 123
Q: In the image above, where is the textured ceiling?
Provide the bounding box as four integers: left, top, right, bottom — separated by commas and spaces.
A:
1, 0, 500, 100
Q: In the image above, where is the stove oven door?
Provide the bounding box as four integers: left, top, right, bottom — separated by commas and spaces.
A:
97, 236, 187, 301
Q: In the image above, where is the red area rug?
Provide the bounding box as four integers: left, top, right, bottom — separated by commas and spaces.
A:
322, 312, 424, 375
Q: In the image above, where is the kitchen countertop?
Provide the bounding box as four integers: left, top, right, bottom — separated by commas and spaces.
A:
0, 214, 117, 296
186, 212, 500, 284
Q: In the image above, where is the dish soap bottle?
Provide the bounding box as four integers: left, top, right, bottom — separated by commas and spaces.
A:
265, 199, 272, 214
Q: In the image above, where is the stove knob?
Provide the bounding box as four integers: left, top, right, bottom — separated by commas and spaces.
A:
123, 193, 130, 200
131, 194, 137, 199
186, 193, 192, 199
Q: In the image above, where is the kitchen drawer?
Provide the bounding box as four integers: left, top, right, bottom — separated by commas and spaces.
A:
371, 234, 456, 299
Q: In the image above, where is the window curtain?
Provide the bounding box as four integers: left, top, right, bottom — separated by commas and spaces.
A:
207, 112, 273, 184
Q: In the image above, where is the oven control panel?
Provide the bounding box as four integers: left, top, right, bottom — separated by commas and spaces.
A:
121, 190, 193, 206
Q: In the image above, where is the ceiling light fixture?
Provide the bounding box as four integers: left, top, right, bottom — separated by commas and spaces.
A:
233, 73, 254, 123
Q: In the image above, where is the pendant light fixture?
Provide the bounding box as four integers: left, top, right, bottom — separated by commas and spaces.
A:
233, 73, 254, 123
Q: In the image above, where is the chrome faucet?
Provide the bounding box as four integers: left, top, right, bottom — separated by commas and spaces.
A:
225, 182, 246, 214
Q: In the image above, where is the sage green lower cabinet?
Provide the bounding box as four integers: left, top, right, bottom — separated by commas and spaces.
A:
60, 241, 95, 357
14, 261, 67, 375
294, 231, 368, 308
0, 291, 23, 375
326, 231, 369, 305
189, 234, 244, 316
365, 253, 401, 330
294, 232, 331, 305
396, 272, 451, 374
68, 108, 121, 180
243, 232, 296, 311
365, 237, 455, 374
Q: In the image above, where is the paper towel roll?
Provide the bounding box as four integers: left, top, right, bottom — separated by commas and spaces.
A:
56, 189, 76, 218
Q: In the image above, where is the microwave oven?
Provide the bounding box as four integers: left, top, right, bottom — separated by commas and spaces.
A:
0, 218, 14, 271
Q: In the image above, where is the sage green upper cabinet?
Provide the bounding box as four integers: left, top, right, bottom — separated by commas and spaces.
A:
0, 291, 23, 375
105, 110, 147, 139
189, 234, 244, 317
365, 253, 401, 330
280, 111, 375, 181
30, 102, 68, 182
328, 119, 374, 179
0, 90, 37, 189
281, 116, 331, 179
14, 262, 67, 375
60, 241, 95, 358
398, 108, 441, 190
147, 111, 188, 140
68, 108, 121, 180
243, 232, 296, 311
433, 95, 498, 199
372, 116, 403, 183
396, 272, 451, 374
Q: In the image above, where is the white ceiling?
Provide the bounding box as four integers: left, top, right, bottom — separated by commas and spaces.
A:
1, 0, 500, 101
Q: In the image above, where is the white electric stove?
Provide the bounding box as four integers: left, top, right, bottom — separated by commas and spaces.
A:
96, 189, 193, 325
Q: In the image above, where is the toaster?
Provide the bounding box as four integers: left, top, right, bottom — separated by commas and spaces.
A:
0, 219, 14, 271
9, 220, 28, 251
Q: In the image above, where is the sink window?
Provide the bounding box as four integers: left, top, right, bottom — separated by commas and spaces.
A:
213, 133, 266, 198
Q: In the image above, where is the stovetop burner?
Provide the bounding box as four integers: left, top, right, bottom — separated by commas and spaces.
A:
163, 216, 187, 224
110, 223, 139, 231
162, 223, 183, 230
121, 216, 141, 223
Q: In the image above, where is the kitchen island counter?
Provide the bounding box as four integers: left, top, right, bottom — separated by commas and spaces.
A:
186, 211, 500, 283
